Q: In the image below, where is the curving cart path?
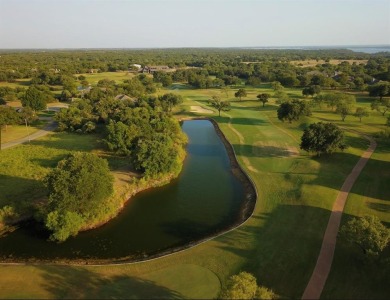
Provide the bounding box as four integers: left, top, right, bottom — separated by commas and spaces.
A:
302, 134, 377, 299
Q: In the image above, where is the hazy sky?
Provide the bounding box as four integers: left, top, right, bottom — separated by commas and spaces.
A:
0, 0, 389, 48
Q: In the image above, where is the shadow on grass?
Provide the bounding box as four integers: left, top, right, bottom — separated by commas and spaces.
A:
214, 117, 267, 126
215, 204, 331, 299
367, 202, 390, 212
36, 265, 183, 299
233, 144, 298, 158
231, 105, 277, 112
321, 212, 390, 299
27, 132, 100, 152
0, 174, 45, 208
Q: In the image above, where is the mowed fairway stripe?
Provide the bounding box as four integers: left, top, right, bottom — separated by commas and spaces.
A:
302, 134, 377, 300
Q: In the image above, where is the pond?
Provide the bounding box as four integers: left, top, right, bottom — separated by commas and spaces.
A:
0, 120, 254, 263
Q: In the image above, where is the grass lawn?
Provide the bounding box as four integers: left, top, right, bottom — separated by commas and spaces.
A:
0, 85, 389, 299
0, 122, 45, 144
0, 79, 30, 89
76, 72, 136, 85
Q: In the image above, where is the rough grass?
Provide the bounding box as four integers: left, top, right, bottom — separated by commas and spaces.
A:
77, 72, 135, 85
1, 122, 44, 144
0, 85, 389, 299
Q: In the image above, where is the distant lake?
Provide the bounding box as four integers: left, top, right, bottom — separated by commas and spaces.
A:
244, 45, 390, 54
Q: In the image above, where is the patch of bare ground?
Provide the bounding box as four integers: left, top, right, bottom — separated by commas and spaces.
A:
190, 105, 213, 114
253, 141, 299, 157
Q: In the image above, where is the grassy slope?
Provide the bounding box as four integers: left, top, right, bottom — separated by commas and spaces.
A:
0, 85, 389, 299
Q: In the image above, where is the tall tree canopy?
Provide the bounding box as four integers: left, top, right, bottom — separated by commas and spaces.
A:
277, 100, 311, 123
158, 93, 183, 112
21, 86, 48, 112
341, 215, 390, 256
43, 152, 114, 242
368, 82, 390, 101
300, 122, 347, 156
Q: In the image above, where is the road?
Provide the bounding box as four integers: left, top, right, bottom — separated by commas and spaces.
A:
1, 103, 67, 150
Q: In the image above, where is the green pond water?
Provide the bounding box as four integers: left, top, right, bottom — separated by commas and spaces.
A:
0, 120, 247, 262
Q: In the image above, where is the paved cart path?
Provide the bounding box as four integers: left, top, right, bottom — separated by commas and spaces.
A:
302, 134, 377, 299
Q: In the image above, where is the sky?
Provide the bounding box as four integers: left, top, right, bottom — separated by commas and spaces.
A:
0, 0, 389, 49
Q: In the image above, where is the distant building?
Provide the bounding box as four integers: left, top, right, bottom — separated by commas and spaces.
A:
141, 65, 172, 73
87, 69, 99, 74
115, 94, 135, 102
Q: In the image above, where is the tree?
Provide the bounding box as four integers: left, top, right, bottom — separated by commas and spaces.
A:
353, 107, 369, 122
220, 272, 257, 299
221, 86, 230, 98
220, 272, 276, 300
368, 82, 390, 101
335, 94, 356, 121
158, 93, 183, 112
134, 133, 182, 178
277, 100, 311, 123
324, 94, 339, 111
209, 96, 230, 117
313, 95, 326, 109
272, 81, 284, 91
21, 86, 47, 112
43, 152, 114, 242
274, 89, 289, 104
371, 98, 390, 116
300, 122, 347, 156
340, 215, 390, 256
234, 88, 247, 101
302, 85, 321, 97
0, 106, 20, 150
104, 120, 139, 156
257, 93, 270, 107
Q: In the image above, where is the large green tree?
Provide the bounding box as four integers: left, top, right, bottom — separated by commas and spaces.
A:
220, 272, 276, 300
43, 152, 114, 242
21, 86, 47, 112
371, 98, 390, 116
277, 100, 311, 123
300, 122, 347, 156
340, 215, 390, 256
368, 82, 390, 101
335, 94, 356, 121
158, 93, 183, 112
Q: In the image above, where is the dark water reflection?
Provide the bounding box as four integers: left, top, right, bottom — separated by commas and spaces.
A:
0, 120, 246, 262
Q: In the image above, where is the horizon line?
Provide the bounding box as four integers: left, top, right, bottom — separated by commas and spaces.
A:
0, 44, 390, 51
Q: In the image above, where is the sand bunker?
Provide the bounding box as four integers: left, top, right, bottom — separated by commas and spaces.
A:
190, 105, 213, 114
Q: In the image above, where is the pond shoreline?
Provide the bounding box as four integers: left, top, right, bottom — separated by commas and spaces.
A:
0, 118, 257, 265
